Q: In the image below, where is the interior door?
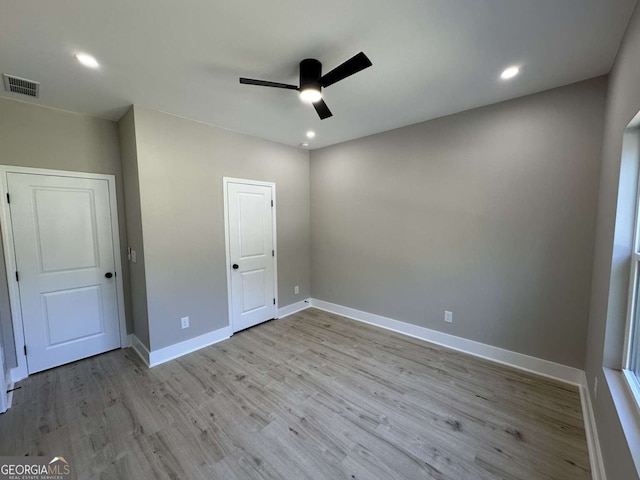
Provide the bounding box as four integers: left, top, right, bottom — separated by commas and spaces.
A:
0, 341, 6, 413
8, 173, 121, 373
227, 181, 276, 332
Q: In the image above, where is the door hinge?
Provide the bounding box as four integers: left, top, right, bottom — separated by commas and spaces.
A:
23, 345, 27, 356
15, 271, 19, 282
272, 250, 274, 257
271, 199, 274, 207
273, 298, 276, 305
6, 193, 9, 204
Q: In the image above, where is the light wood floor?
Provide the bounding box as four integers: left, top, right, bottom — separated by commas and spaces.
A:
0, 308, 590, 479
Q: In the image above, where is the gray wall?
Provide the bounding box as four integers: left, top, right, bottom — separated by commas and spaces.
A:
131, 106, 310, 351
118, 108, 150, 349
310, 77, 607, 368
585, 0, 640, 477
0, 98, 131, 368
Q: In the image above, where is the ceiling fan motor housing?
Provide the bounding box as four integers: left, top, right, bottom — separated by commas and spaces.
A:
300, 59, 322, 91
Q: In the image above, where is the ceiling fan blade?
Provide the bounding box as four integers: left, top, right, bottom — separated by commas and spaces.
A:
239, 78, 298, 90
320, 52, 372, 88
313, 98, 333, 120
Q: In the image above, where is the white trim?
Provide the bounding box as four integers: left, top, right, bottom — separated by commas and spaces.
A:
0, 168, 27, 381
9, 366, 25, 383
306, 299, 607, 476
129, 334, 150, 367
277, 299, 311, 319
0, 166, 128, 381
149, 326, 232, 367
223, 177, 278, 333
223, 179, 232, 330
272, 185, 279, 318
622, 125, 640, 412
1, 380, 15, 414
6, 382, 14, 411
622, 256, 637, 369
622, 125, 640, 371
107, 176, 129, 350
579, 372, 607, 480
309, 298, 584, 385
0, 342, 6, 414
605, 368, 640, 476
130, 327, 233, 368
623, 368, 640, 414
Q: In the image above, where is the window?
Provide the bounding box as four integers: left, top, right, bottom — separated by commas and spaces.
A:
624, 125, 640, 409
626, 262, 640, 407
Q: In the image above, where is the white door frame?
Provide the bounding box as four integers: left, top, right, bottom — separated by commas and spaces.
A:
0, 340, 7, 413
0, 166, 128, 382
223, 177, 278, 332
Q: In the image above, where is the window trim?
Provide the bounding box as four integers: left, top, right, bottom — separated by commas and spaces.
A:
623, 161, 640, 411
622, 368, 640, 414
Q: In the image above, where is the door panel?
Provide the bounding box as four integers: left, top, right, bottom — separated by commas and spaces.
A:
34, 188, 99, 272
42, 285, 104, 345
227, 182, 275, 332
239, 193, 265, 257
241, 268, 267, 313
8, 173, 121, 373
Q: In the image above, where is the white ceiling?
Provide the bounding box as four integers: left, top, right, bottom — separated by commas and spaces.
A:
0, 0, 636, 149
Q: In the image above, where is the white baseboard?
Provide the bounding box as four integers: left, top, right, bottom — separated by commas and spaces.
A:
5, 382, 14, 411
131, 326, 233, 368
278, 299, 311, 319
130, 334, 151, 367
579, 372, 606, 480
309, 298, 584, 386
307, 299, 604, 476
603, 368, 640, 479
9, 364, 27, 383
131, 300, 310, 368
0, 375, 7, 414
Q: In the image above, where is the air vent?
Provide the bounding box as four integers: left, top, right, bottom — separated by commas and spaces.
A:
3, 74, 40, 98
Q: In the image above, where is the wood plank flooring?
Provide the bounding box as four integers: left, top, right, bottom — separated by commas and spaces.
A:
0, 308, 590, 479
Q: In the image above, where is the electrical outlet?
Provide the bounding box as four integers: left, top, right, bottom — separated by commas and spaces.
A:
294, 285, 300, 295
444, 311, 453, 323
181, 316, 189, 329
594, 377, 598, 399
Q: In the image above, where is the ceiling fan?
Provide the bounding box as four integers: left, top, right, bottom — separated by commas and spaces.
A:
239, 52, 372, 120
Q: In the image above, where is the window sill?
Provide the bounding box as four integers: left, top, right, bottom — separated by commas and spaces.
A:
603, 368, 640, 475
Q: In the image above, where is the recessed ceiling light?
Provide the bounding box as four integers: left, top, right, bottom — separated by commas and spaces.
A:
306, 130, 316, 139
75, 53, 99, 69
299, 88, 322, 103
300, 142, 309, 147
500, 66, 520, 80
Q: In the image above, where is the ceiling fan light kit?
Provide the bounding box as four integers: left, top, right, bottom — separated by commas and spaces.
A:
299, 88, 322, 103
239, 51, 372, 119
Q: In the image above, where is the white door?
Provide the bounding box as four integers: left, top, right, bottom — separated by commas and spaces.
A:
0, 341, 7, 413
8, 173, 121, 373
226, 181, 276, 332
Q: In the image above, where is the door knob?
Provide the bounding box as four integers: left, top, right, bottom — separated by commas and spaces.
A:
105, 272, 113, 279
232, 264, 239, 270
